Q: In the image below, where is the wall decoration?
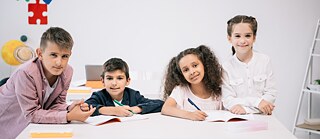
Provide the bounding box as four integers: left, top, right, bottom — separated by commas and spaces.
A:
28, 0, 47, 24
1, 40, 35, 66
43, 0, 52, 5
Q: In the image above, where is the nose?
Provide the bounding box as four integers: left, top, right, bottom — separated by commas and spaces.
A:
239, 37, 246, 44
111, 80, 117, 86
55, 57, 62, 66
189, 69, 195, 76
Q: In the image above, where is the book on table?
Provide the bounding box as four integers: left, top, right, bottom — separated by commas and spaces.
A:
85, 114, 148, 126
205, 110, 254, 122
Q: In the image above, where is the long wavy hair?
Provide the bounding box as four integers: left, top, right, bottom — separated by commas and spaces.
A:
162, 45, 222, 100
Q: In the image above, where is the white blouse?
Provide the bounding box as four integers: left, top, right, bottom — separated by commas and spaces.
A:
169, 86, 222, 111
221, 52, 277, 113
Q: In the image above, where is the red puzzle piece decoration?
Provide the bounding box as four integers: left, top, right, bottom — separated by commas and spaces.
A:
28, 0, 47, 25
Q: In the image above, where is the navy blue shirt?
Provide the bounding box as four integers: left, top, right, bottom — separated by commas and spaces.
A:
85, 87, 164, 116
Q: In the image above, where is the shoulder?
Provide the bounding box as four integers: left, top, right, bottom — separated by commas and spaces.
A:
171, 85, 189, 95
222, 55, 237, 70
10, 58, 40, 79
125, 87, 141, 94
253, 52, 271, 63
92, 89, 107, 96
61, 64, 73, 80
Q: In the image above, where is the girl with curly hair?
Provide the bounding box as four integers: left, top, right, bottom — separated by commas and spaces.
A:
161, 45, 223, 121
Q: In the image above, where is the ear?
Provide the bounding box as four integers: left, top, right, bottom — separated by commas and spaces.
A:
126, 77, 131, 86
36, 48, 43, 60
227, 35, 232, 43
100, 77, 104, 83
253, 35, 256, 43
100, 77, 106, 87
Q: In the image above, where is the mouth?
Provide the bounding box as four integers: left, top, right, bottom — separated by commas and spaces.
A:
190, 74, 200, 81
110, 87, 120, 90
53, 67, 63, 70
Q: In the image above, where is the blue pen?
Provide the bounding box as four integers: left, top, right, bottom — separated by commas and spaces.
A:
187, 98, 201, 111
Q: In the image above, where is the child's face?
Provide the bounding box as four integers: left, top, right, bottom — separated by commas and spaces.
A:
37, 41, 71, 79
179, 54, 204, 85
228, 23, 256, 55
102, 69, 130, 100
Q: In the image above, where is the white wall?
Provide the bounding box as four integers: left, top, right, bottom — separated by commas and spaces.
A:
1, 0, 320, 133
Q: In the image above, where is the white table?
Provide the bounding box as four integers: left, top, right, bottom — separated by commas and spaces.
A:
17, 113, 297, 139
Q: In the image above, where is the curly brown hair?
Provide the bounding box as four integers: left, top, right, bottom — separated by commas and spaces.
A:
162, 45, 222, 100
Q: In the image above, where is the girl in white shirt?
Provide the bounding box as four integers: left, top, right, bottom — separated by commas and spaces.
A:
222, 15, 277, 115
161, 45, 223, 121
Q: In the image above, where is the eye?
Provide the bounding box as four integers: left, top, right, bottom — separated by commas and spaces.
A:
234, 35, 240, 38
50, 53, 57, 57
106, 77, 113, 80
182, 68, 189, 73
192, 64, 198, 68
245, 34, 252, 38
62, 54, 69, 59
117, 77, 124, 80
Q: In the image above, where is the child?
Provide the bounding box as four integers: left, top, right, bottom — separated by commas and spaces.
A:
0, 27, 95, 139
85, 58, 164, 117
161, 45, 223, 121
222, 15, 277, 115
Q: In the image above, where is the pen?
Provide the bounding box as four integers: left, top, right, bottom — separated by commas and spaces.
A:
113, 99, 135, 114
187, 98, 201, 111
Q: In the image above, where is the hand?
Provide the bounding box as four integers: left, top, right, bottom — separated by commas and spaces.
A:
187, 110, 208, 121
67, 105, 96, 122
80, 103, 90, 112
230, 104, 246, 115
68, 99, 85, 112
113, 106, 133, 117
258, 99, 275, 115
129, 106, 142, 114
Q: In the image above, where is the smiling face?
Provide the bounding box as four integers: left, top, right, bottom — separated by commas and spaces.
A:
178, 54, 205, 85
37, 41, 71, 80
102, 69, 130, 100
228, 23, 256, 56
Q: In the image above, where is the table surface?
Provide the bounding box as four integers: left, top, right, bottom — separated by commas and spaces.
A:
17, 112, 297, 139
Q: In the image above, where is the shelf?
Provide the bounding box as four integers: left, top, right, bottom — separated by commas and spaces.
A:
295, 124, 320, 134
303, 89, 320, 94
312, 54, 320, 57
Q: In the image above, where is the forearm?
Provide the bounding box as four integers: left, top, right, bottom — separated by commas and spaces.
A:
161, 106, 191, 120
31, 110, 68, 124
98, 107, 116, 116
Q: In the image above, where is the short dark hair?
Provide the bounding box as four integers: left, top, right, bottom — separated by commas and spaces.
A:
101, 58, 130, 79
40, 27, 73, 51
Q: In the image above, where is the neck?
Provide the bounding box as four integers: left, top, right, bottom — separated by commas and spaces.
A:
236, 51, 253, 63
111, 92, 124, 101
45, 72, 58, 87
190, 83, 211, 99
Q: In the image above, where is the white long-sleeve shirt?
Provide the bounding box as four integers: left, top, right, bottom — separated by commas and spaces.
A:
221, 52, 277, 113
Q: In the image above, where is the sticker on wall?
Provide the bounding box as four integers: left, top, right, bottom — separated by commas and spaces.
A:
43, 0, 52, 5
1, 40, 35, 66
28, 0, 48, 25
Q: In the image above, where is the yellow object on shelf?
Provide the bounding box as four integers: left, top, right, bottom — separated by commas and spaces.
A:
67, 87, 92, 93
30, 129, 73, 138
86, 81, 103, 89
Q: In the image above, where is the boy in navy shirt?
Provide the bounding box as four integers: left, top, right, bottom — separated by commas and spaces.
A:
86, 58, 163, 116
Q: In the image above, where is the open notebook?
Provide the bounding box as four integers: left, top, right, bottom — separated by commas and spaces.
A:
205, 110, 254, 122
85, 114, 148, 126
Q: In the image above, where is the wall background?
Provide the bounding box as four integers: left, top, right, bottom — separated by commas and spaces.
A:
1, 0, 320, 134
